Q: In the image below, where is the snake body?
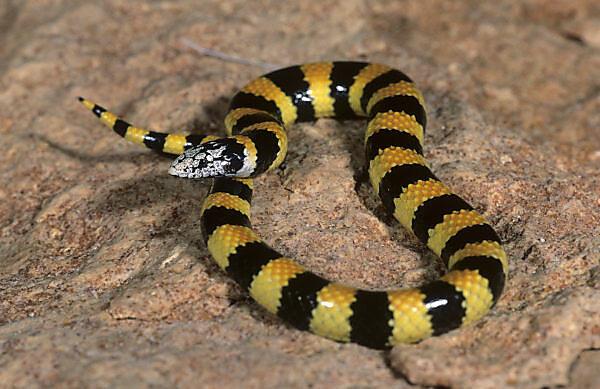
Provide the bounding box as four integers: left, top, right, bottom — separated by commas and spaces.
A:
80, 61, 507, 349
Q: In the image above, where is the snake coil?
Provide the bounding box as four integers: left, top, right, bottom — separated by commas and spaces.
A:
80, 61, 507, 349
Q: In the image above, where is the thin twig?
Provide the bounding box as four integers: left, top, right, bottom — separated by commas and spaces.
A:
181, 38, 279, 71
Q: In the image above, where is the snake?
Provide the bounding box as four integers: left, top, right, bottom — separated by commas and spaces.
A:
79, 61, 508, 349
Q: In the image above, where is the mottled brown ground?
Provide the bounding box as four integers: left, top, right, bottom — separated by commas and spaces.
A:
1, 1, 599, 388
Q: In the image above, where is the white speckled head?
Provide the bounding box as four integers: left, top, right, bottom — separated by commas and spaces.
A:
168, 138, 255, 178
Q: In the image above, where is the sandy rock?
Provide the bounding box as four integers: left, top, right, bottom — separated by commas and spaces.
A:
1, 1, 599, 388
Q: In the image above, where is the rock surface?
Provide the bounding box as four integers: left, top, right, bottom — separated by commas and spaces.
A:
1, 0, 599, 388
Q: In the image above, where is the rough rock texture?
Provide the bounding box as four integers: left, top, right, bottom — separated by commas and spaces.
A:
1, 0, 599, 388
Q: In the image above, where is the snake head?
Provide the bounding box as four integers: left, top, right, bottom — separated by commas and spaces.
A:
168, 138, 252, 178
